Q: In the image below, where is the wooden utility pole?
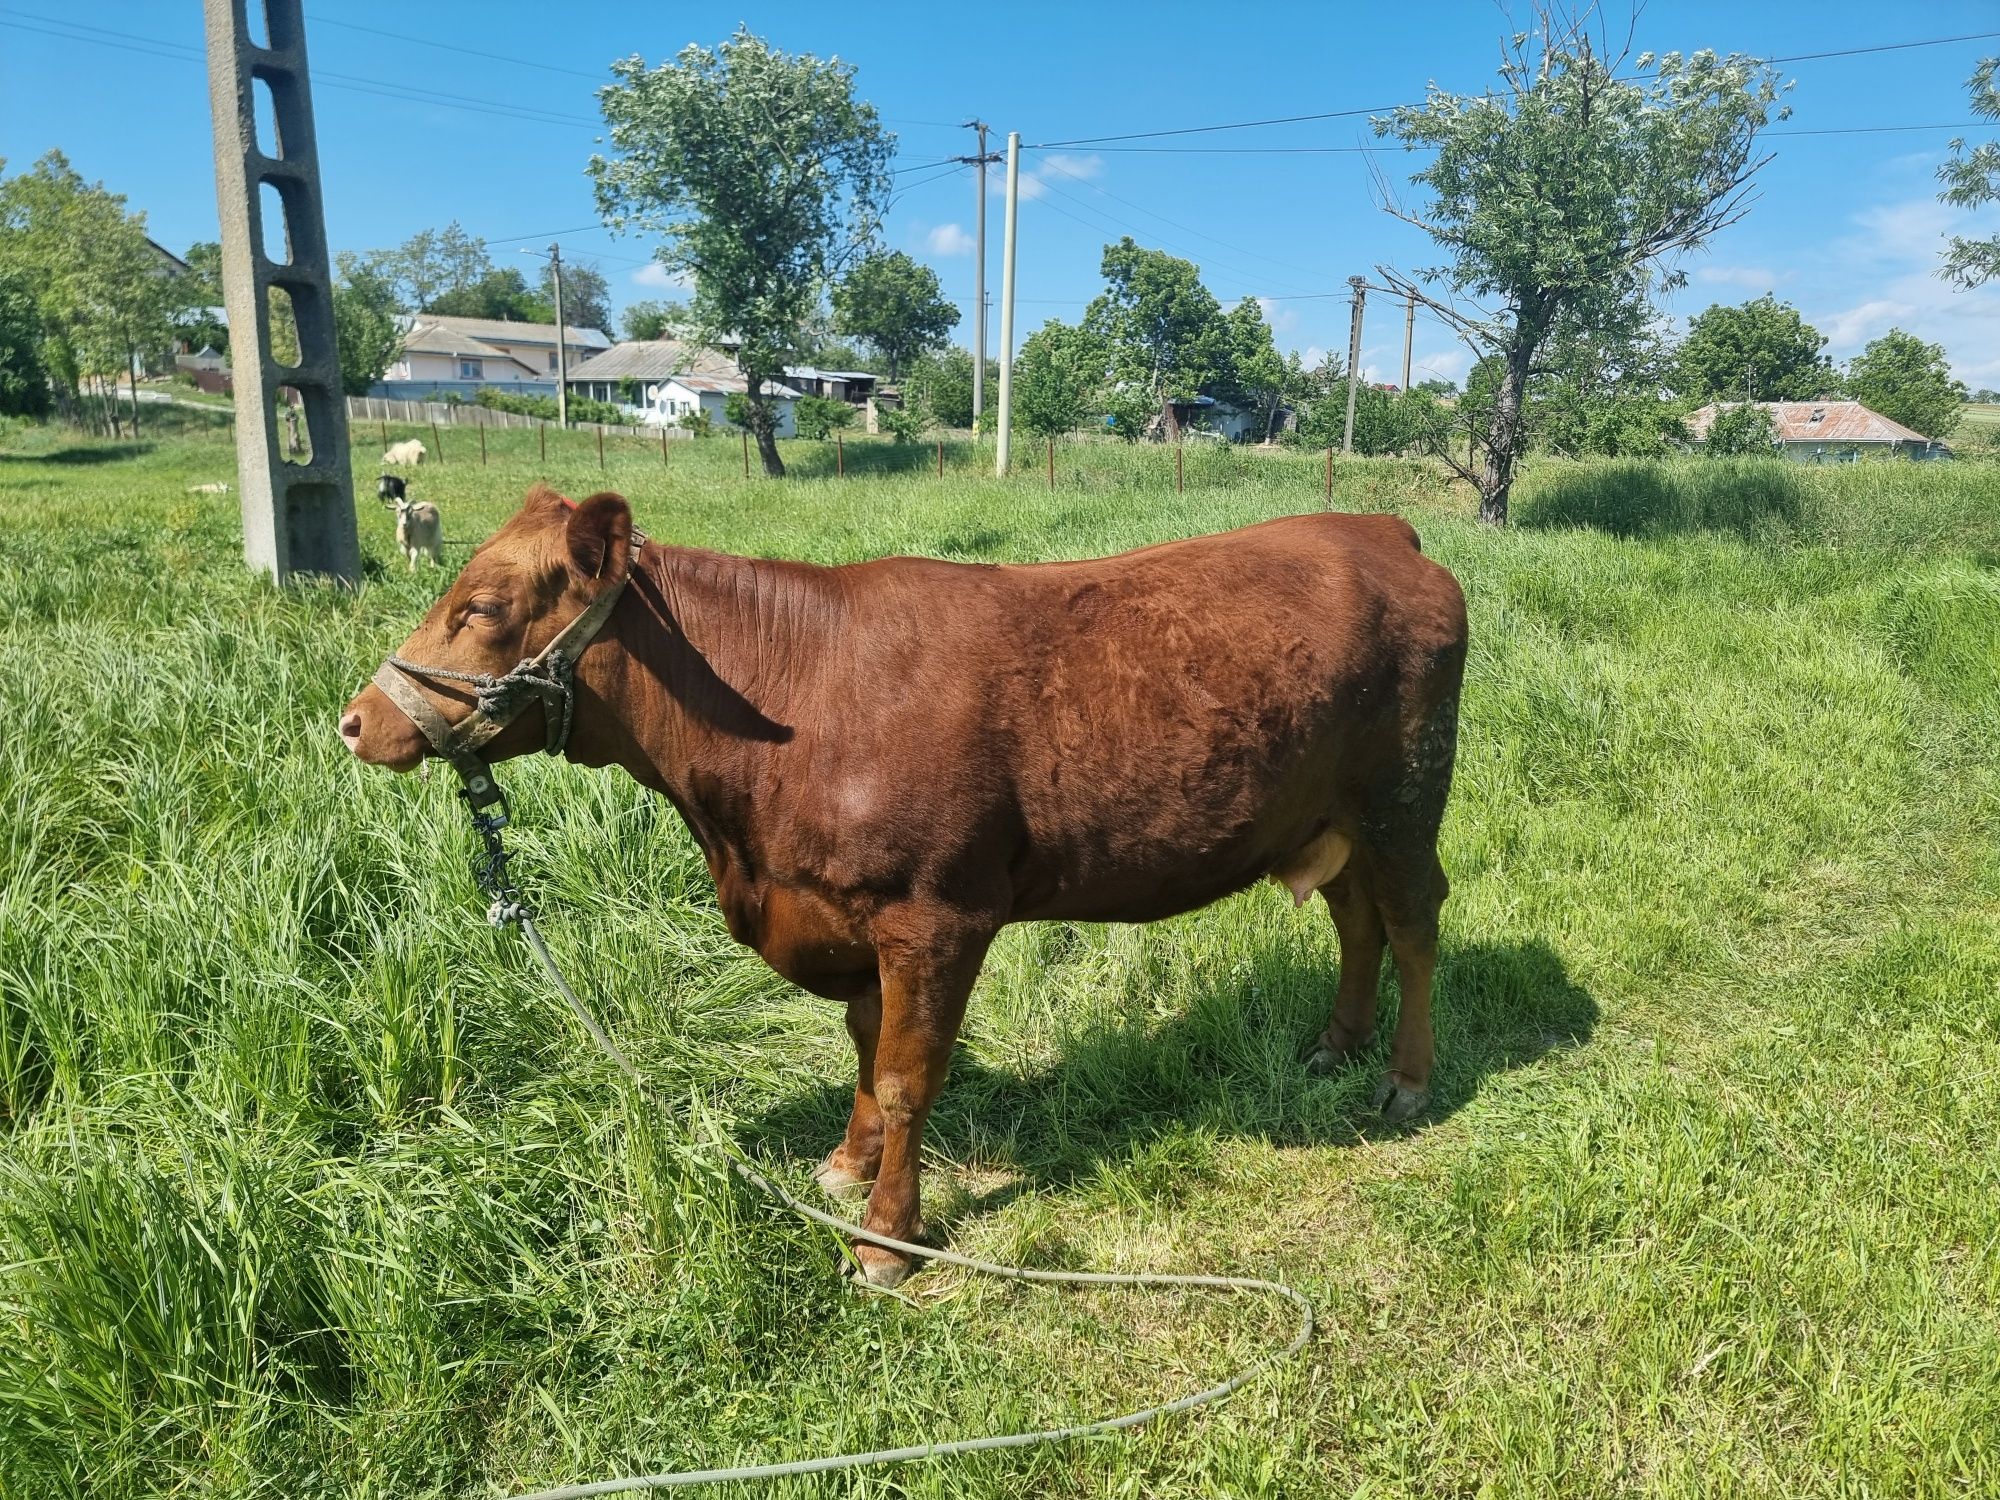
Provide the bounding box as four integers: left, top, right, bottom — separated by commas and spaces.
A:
1342, 275, 1367, 455
994, 132, 1021, 476
962, 120, 1001, 428
202, 0, 357, 582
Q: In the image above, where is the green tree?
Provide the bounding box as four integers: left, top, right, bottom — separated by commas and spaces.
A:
1014, 319, 1101, 440
831, 250, 957, 381
1845, 330, 1966, 440
1702, 401, 1777, 455
1676, 296, 1833, 401
592, 27, 893, 477
1221, 299, 1289, 442
428, 266, 546, 322
1939, 57, 2000, 288
331, 262, 402, 396
1374, 10, 1784, 521
793, 393, 855, 439
175, 240, 229, 351
546, 258, 610, 334
0, 151, 174, 435
904, 347, 998, 430
370, 221, 490, 311
0, 266, 50, 416
621, 298, 694, 341
1084, 238, 1228, 433
1537, 316, 1688, 457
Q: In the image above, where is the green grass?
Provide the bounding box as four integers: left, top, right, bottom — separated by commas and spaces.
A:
2, 421, 1998, 1497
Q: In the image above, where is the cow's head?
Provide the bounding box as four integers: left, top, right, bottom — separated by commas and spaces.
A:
339, 484, 633, 771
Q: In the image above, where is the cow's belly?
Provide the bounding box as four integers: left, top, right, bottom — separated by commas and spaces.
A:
713, 863, 879, 1001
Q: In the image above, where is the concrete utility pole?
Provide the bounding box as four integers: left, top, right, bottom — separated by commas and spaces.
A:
994, 131, 1021, 476
1401, 291, 1416, 394
962, 120, 1000, 427
1342, 275, 1367, 455
549, 243, 570, 428
203, 0, 357, 584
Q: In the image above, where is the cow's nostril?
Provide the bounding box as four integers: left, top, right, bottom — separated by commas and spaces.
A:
339, 711, 363, 742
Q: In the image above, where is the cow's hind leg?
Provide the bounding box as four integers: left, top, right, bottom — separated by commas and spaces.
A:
815, 984, 883, 1200
1369, 845, 1448, 1123
851, 929, 988, 1289
1307, 866, 1386, 1074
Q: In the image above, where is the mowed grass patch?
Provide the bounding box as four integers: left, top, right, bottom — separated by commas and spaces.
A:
1, 423, 1996, 1497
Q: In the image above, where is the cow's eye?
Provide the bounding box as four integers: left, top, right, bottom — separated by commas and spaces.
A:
464, 598, 505, 622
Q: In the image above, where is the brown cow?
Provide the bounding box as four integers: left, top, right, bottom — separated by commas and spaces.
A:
340, 485, 1467, 1287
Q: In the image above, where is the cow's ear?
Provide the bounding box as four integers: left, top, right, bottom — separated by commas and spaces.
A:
565, 491, 632, 584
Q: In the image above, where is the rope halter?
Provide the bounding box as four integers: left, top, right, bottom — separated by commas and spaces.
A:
368, 526, 650, 794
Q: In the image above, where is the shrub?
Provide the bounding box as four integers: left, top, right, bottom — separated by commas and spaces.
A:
1703, 402, 1778, 456
473, 387, 629, 426
677, 407, 713, 437
794, 394, 856, 441
877, 402, 930, 444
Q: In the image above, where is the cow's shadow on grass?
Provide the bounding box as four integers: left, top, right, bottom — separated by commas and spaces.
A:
740, 936, 1596, 1218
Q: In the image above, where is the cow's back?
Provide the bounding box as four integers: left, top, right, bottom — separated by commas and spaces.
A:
795, 511, 1464, 924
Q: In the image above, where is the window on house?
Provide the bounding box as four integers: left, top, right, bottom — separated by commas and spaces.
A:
459, 357, 483, 380
548, 351, 558, 370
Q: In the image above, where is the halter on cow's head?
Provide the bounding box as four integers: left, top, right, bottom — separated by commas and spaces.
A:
339, 486, 645, 784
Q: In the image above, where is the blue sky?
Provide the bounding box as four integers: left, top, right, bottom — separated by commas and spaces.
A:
4, 1, 1999, 386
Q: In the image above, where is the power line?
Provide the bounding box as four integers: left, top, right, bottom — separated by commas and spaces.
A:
0, 12, 600, 128
1, 10, 961, 146
1032, 119, 1988, 156
303, 10, 605, 80
1028, 174, 1327, 297
1033, 155, 1333, 283
1027, 28, 2000, 148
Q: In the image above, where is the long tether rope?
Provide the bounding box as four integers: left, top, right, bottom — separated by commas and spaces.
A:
498, 908, 1316, 1499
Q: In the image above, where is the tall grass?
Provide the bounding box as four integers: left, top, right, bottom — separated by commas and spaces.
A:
1, 423, 1997, 1496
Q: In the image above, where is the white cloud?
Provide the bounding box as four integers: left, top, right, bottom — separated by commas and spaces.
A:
925, 222, 976, 256
1818, 297, 1915, 347
1038, 152, 1104, 184
1411, 347, 1472, 386
1253, 296, 1300, 335
994, 151, 1105, 204
1693, 264, 1783, 289
632, 261, 690, 291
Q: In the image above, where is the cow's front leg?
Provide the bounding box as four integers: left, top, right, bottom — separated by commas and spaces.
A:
814, 985, 882, 1199
851, 932, 988, 1289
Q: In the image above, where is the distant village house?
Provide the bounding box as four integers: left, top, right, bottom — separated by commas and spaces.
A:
1684, 401, 1952, 462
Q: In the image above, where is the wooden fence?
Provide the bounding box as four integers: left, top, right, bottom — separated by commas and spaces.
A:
345, 395, 684, 443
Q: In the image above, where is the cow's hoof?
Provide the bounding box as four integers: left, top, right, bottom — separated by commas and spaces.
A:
848, 1244, 914, 1290
1372, 1074, 1431, 1123
812, 1154, 873, 1200
1304, 1032, 1368, 1080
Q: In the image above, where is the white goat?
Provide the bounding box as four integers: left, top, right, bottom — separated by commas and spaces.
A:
381, 438, 427, 466
391, 497, 442, 570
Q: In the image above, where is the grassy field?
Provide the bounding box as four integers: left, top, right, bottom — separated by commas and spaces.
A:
2, 419, 1997, 1498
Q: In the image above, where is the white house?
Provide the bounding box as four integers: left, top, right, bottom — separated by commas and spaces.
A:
560, 340, 801, 433
646, 373, 802, 436
377, 314, 611, 398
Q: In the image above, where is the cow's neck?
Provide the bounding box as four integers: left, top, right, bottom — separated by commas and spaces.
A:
565, 540, 835, 845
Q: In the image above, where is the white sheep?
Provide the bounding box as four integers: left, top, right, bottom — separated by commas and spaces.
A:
392, 497, 442, 570
382, 438, 427, 466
